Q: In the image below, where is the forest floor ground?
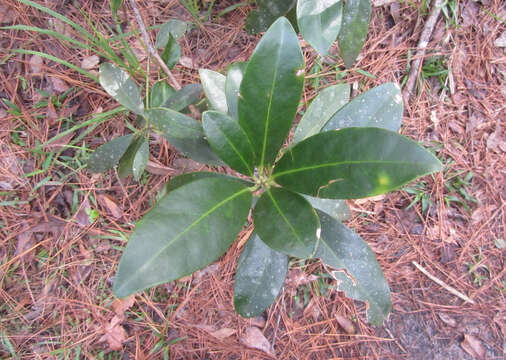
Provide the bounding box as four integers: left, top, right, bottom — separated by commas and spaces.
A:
0, 0, 505, 359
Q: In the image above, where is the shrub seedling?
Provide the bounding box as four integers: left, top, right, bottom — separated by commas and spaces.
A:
97, 18, 442, 326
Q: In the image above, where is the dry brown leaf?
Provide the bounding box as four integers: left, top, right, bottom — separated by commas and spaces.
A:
81, 55, 100, 70
249, 316, 266, 329
209, 327, 236, 340
240, 327, 274, 356
49, 77, 69, 93
98, 194, 123, 219
372, 0, 396, 6
486, 129, 506, 153
354, 194, 385, 205
285, 269, 319, 288
99, 315, 127, 351
111, 294, 135, 317
0, 4, 16, 24
145, 160, 173, 176
437, 313, 457, 327
15, 230, 34, 256
173, 158, 202, 173
460, 334, 485, 360
335, 314, 356, 334
179, 56, 197, 69
76, 198, 91, 226
494, 31, 506, 48
29, 55, 43, 73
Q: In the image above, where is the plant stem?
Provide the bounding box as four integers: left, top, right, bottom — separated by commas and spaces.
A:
127, 0, 181, 90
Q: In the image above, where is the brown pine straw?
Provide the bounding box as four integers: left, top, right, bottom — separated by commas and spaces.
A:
0, 0, 504, 358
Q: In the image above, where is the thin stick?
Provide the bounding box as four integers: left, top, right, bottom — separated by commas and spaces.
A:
402, 0, 444, 104
127, 0, 181, 90
412, 261, 475, 304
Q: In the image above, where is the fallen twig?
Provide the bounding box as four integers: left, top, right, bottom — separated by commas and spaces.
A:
412, 261, 475, 304
402, 0, 444, 104
127, 0, 181, 90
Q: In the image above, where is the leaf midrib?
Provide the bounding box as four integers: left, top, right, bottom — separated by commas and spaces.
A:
120, 185, 250, 291
215, 122, 253, 176
260, 27, 284, 167
267, 190, 306, 248
274, 160, 431, 178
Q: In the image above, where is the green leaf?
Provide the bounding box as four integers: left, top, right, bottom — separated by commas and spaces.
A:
245, 0, 297, 34
150, 81, 175, 108
113, 174, 252, 297
99, 63, 144, 115
155, 19, 189, 48
161, 34, 181, 69
132, 139, 149, 181
322, 83, 403, 132
234, 233, 288, 317
315, 211, 391, 325
239, 17, 304, 167
199, 69, 228, 113
118, 135, 146, 178
225, 62, 247, 120
146, 108, 222, 165
202, 111, 255, 176
162, 84, 203, 112
110, 0, 123, 18
87, 134, 133, 173
293, 84, 350, 143
302, 195, 350, 221
273, 128, 443, 199
338, 0, 371, 67
165, 171, 253, 193
253, 187, 320, 258
297, 0, 343, 56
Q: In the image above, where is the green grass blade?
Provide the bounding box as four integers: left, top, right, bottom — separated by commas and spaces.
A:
13, 49, 98, 82
38, 107, 126, 150
18, 0, 94, 41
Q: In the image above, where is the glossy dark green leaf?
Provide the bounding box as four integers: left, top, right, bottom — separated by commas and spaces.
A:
253, 187, 320, 258
239, 17, 304, 167
110, 0, 123, 18
113, 174, 252, 297
118, 135, 146, 178
162, 84, 203, 112
199, 69, 227, 113
99, 63, 144, 115
150, 81, 175, 108
132, 138, 149, 181
302, 195, 350, 221
322, 83, 403, 132
297, 0, 343, 56
202, 111, 255, 176
315, 210, 391, 325
87, 134, 133, 173
293, 84, 350, 143
146, 108, 222, 165
338, 0, 371, 67
165, 171, 253, 193
161, 34, 181, 69
155, 19, 189, 48
225, 62, 247, 120
273, 128, 443, 199
245, 0, 297, 34
234, 233, 288, 318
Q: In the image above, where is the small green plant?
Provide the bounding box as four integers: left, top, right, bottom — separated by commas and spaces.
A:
404, 181, 434, 214
444, 171, 477, 213
465, 248, 490, 287
246, 0, 372, 67
102, 18, 442, 326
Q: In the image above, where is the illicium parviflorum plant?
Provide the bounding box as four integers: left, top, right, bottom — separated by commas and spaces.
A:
109, 18, 441, 325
